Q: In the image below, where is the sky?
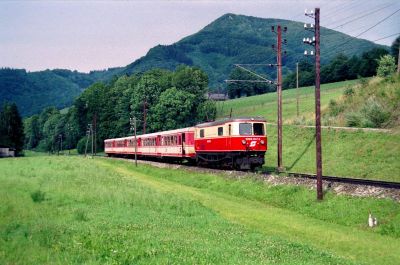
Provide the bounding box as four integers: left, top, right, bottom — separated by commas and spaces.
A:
1, 0, 399, 73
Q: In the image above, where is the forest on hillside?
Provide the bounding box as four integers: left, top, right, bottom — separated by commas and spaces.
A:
23, 66, 216, 153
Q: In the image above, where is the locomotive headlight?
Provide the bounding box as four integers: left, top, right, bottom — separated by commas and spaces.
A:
241, 139, 246, 145
260, 140, 265, 145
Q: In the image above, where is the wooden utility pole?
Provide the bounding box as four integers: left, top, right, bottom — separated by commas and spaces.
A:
134, 117, 138, 167
85, 124, 91, 157
276, 25, 283, 172
296, 62, 299, 117
93, 113, 97, 156
305, 7, 323, 200
91, 123, 94, 156
315, 8, 323, 200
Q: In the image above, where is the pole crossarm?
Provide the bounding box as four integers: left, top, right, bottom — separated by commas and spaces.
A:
233, 64, 275, 84
225, 79, 275, 84
235, 63, 277, 67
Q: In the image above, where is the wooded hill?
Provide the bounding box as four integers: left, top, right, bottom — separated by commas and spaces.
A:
0, 13, 387, 116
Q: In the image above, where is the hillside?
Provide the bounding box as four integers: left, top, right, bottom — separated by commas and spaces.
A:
0, 13, 386, 116
325, 75, 400, 128
216, 79, 360, 122
118, 14, 386, 87
0, 68, 97, 116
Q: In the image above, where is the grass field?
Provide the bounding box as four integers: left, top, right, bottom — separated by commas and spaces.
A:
1, 155, 400, 264
216, 79, 400, 181
217, 80, 360, 123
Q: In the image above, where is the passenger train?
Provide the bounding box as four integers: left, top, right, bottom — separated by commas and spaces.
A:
104, 117, 267, 170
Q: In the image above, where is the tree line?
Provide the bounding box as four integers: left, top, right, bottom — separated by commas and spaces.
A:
0, 102, 24, 155
23, 66, 217, 153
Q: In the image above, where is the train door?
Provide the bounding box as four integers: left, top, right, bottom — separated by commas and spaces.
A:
156, 135, 161, 156
182, 133, 186, 156
228, 124, 232, 148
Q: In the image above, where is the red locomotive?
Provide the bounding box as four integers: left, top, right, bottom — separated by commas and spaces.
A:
104, 117, 267, 170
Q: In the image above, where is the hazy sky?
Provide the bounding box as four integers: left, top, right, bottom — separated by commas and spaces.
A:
1, 0, 399, 72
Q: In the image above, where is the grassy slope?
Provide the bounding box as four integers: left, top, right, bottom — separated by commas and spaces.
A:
266, 125, 400, 181
217, 79, 359, 122
217, 80, 400, 181
1, 156, 399, 265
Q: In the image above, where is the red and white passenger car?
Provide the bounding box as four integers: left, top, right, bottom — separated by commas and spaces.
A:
104, 117, 267, 169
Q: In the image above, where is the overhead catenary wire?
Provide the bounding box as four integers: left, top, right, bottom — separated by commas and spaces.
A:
328, 2, 395, 29
323, 7, 400, 58
322, 0, 366, 21
373, 32, 400, 42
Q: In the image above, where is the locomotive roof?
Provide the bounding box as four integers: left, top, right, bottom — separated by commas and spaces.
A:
195, 117, 267, 128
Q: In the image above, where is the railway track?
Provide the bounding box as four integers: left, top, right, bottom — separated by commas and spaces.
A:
100, 156, 400, 201
102, 155, 400, 189
288, 172, 400, 190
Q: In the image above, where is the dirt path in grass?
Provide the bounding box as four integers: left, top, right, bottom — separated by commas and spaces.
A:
96, 159, 400, 265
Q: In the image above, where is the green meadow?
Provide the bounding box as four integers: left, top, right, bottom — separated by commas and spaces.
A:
217, 80, 360, 123
1, 155, 400, 264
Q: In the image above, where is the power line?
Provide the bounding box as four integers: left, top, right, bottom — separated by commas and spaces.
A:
373, 32, 400, 42
322, 2, 399, 36
323, 7, 400, 58
330, 3, 395, 30
322, 0, 365, 20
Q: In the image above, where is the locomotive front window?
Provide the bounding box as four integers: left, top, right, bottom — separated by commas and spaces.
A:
253, 123, 265, 135
239, 123, 252, 135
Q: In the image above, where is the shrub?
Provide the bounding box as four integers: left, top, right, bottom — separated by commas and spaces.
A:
345, 112, 363, 127
77, 136, 89, 154
343, 86, 355, 97
31, 190, 45, 203
377, 55, 396, 77
360, 98, 390, 128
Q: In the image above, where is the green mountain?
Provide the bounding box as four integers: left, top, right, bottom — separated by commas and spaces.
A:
0, 68, 97, 116
0, 13, 387, 116
115, 14, 386, 87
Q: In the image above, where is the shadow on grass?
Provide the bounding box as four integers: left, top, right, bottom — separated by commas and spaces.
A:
286, 133, 315, 171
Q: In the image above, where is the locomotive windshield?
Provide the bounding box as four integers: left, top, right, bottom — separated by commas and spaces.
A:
239, 122, 265, 136
239, 123, 252, 135
253, 123, 265, 135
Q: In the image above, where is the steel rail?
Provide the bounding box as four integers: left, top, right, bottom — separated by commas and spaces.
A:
101, 156, 400, 190
288, 172, 400, 189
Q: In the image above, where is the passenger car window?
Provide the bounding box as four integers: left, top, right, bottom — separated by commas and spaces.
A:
239, 123, 252, 135
253, 123, 265, 135
218, 127, 223, 136
200, 129, 204, 138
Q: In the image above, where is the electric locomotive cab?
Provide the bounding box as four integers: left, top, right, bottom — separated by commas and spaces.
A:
195, 117, 267, 170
